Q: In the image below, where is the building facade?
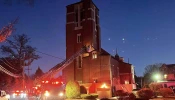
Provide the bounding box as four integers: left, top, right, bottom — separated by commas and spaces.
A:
160, 64, 175, 81
62, 0, 135, 95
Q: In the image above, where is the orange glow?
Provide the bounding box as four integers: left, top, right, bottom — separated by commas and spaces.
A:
101, 83, 108, 88
56, 81, 59, 84
164, 74, 167, 79
45, 81, 49, 83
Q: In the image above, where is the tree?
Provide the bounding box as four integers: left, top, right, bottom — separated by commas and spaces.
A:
143, 63, 163, 85
0, 57, 21, 91
1, 34, 40, 69
34, 67, 44, 79
0, 34, 40, 89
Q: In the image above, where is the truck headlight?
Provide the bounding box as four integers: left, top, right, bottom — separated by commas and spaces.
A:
6, 94, 10, 99
44, 91, 50, 97
13, 93, 16, 98
59, 92, 64, 97
20, 93, 27, 98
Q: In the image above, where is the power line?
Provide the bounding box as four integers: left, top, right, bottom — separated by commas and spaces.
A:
0, 58, 18, 71
0, 65, 21, 78
35, 50, 65, 60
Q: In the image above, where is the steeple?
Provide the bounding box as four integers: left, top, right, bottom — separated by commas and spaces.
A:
114, 48, 120, 60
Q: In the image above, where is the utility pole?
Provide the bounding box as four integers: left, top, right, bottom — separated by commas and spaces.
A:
22, 66, 25, 90
22, 53, 25, 90
26, 66, 32, 76
20, 58, 24, 90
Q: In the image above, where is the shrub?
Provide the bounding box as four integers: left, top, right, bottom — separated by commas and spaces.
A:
91, 93, 98, 98
159, 88, 173, 97
81, 94, 92, 99
137, 88, 153, 99
149, 83, 162, 92
100, 98, 110, 100
80, 85, 87, 94
80, 94, 98, 99
65, 80, 80, 99
115, 91, 128, 97
128, 93, 136, 100
115, 90, 124, 96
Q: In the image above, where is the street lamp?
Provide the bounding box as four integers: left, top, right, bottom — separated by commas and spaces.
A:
154, 74, 161, 82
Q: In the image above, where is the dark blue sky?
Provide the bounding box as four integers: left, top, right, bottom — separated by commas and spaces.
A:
1, 0, 175, 76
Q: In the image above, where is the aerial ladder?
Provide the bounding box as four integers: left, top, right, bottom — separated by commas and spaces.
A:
34, 46, 91, 85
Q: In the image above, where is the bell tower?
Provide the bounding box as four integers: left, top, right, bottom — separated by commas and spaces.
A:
63, 0, 101, 81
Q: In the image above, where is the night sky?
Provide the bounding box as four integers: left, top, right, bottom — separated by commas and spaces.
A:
1, 0, 175, 76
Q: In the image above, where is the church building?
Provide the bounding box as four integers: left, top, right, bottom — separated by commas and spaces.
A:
62, 0, 135, 96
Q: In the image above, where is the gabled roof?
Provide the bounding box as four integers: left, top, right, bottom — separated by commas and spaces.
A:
165, 64, 175, 68
100, 48, 110, 55
161, 64, 175, 69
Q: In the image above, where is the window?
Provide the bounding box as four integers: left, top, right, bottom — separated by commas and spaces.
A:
164, 84, 167, 88
75, 8, 78, 27
80, 8, 84, 26
164, 74, 168, 79
93, 5, 97, 31
77, 34, 81, 43
125, 80, 129, 84
76, 56, 82, 69
74, 4, 83, 29
92, 51, 97, 59
80, 6, 84, 21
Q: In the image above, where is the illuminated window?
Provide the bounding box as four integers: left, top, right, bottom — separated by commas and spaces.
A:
125, 80, 129, 84
92, 51, 97, 59
164, 74, 167, 79
77, 34, 81, 43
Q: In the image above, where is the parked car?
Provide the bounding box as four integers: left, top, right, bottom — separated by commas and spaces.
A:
168, 85, 175, 93
0, 90, 10, 100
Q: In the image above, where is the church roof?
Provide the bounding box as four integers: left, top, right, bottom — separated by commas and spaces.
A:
100, 48, 110, 55
166, 64, 175, 67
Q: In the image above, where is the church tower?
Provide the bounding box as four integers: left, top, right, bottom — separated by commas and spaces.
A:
63, 0, 101, 82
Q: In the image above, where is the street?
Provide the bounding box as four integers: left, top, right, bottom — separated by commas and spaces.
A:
10, 96, 38, 100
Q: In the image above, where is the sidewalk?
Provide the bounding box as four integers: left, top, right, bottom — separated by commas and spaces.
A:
150, 96, 175, 100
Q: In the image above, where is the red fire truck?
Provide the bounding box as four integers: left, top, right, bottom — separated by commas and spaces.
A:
33, 77, 65, 100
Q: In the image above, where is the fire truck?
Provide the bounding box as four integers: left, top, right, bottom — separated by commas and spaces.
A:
33, 77, 65, 100
33, 46, 91, 100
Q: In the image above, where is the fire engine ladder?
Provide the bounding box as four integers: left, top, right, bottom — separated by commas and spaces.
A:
49, 47, 87, 78
35, 46, 87, 83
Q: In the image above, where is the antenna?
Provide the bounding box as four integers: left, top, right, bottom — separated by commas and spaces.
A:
116, 48, 118, 54
128, 58, 130, 63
